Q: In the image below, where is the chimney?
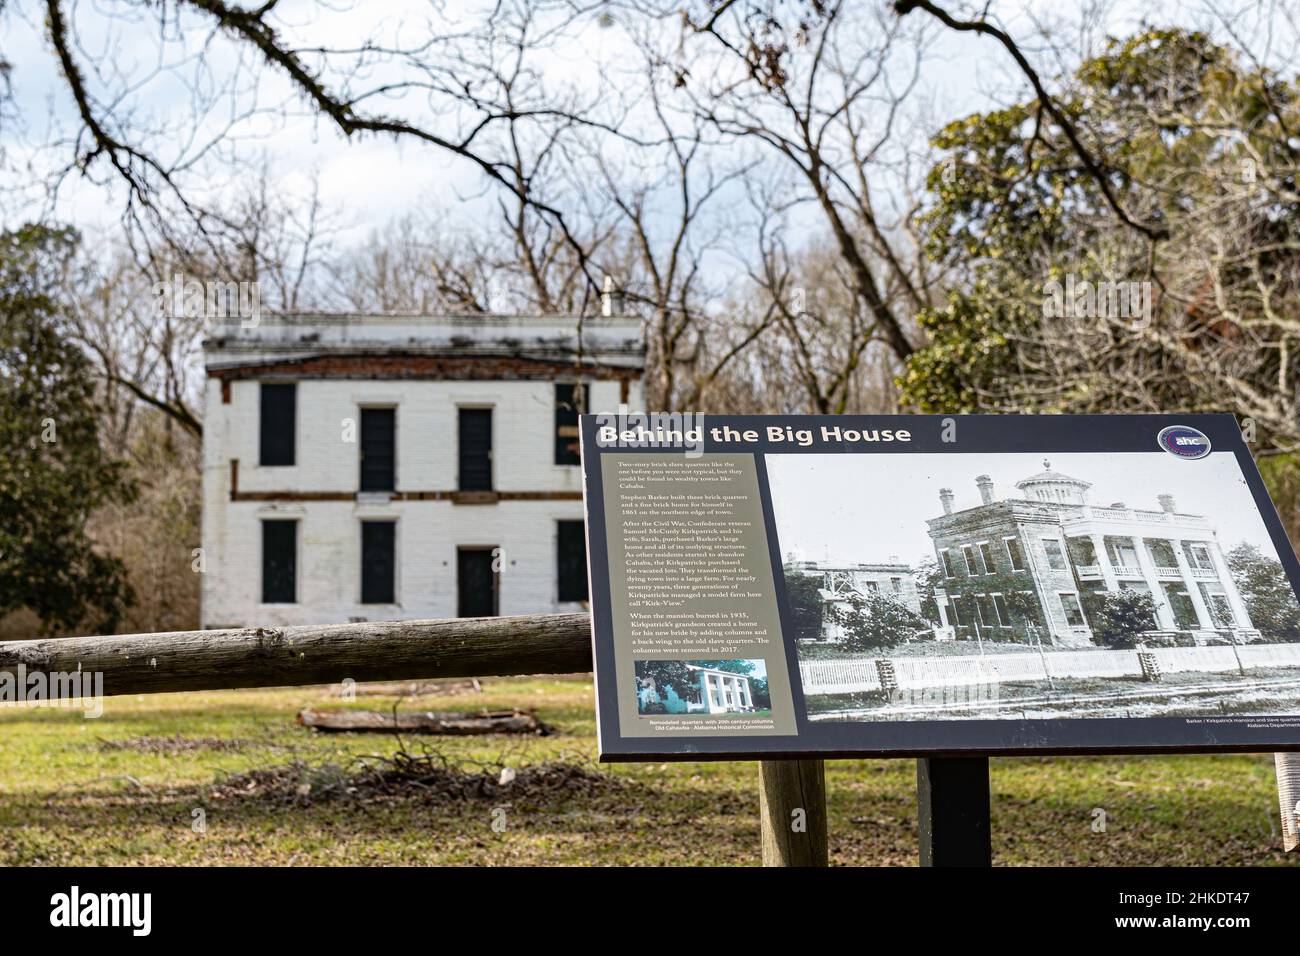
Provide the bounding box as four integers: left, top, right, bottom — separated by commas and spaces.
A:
1157, 493, 1176, 514
601, 275, 624, 317
975, 475, 995, 506
939, 488, 954, 515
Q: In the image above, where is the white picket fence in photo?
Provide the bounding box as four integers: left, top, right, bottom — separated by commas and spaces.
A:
798, 643, 1300, 695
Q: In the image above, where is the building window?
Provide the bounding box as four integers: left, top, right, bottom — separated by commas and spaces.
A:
458, 408, 493, 491
555, 383, 589, 465
361, 521, 396, 604
1148, 538, 1178, 569
977, 541, 995, 574
940, 550, 956, 577
360, 408, 396, 492
961, 545, 981, 575
259, 383, 296, 466
992, 593, 1012, 626
557, 520, 588, 602
1202, 587, 1235, 627
1004, 536, 1026, 571
890, 576, 902, 592
1042, 538, 1067, 571
1106, 536, 1140, 571
976, 595, 997, 628
1187, 543, 1215, 571
261, 520, 297, 603
1161, 582, 1200, 629
1060, 592, 1086, 628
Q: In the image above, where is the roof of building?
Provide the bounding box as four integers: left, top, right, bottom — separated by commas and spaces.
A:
203, 312, 646, 372
1014, 459, 1092, 491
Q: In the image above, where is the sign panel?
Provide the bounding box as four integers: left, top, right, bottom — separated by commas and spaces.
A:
581, 414, 1300, 759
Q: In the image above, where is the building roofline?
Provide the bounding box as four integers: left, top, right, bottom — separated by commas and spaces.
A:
927, 496, 1207, 529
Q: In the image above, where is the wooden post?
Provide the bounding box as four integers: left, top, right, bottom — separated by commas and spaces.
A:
1276, 752, 1300, 853
917, 756, 992, 866
759, 759, 829, 866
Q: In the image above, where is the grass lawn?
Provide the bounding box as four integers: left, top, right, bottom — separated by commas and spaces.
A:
0, 676, 1294, 866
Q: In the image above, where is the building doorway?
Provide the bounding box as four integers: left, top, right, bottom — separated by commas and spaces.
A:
457, 547, 499, 617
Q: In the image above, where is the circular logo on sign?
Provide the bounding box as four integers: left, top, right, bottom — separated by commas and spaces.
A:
1157, 425, 1211, 459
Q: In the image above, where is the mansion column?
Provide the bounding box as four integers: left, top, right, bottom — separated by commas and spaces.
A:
1133, 536, 1177, 629
1089, 533, 1119, 591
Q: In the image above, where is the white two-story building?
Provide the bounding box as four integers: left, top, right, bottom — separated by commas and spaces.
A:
200, 310, 644, 628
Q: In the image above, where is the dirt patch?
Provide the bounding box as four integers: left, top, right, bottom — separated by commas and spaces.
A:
98, 734, 252, 755
204, 750, 626, 807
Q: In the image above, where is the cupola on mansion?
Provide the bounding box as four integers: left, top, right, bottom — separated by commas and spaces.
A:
926, 461, 1257, 648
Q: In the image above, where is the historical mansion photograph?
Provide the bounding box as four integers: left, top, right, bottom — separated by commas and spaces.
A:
768, 453, 1300, 721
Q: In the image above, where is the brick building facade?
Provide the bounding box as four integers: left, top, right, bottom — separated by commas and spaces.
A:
200, 311, 644, 628
927, 462, 1257, 648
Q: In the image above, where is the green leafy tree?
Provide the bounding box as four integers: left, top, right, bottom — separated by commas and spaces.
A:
1228, 543, 1300, 643
747, 675, 771, 710
0, 224, 136, 634
899, 28, 1300, 465
832, 593, 931, 652
634, 660, 698, 704
1080, 589, 1159, 649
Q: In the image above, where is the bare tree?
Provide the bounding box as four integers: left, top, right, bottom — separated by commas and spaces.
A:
675, 0, 937, 367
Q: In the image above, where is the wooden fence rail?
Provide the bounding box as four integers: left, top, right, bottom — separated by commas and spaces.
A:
0, 613, 593, 697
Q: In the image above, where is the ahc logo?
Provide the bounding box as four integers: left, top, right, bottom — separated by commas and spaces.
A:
1157, 425, 1211, 460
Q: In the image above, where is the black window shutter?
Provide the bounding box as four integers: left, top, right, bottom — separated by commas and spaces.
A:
361, 521, 396, 604
259, 383, 296, 466
360, 408, 396, 492
554, 383, 588, 465
458, 408, 493, 490
557, 519, 588, 602
262, 520, 297, 603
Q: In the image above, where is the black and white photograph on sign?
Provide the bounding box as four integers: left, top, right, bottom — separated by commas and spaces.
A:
767, 452, 1300, 723
634, 660, 772, 718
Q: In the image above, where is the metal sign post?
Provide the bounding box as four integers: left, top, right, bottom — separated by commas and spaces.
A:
917, 757, 993, 866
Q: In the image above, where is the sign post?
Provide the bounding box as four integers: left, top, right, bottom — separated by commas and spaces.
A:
917, 757, 992, 866
758, 759, 828, 866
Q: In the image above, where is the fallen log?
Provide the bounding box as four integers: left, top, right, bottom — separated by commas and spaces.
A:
297, 708, 547, 736
0, 613, 592, 698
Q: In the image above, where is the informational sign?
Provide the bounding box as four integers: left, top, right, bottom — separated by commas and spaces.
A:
580, 414, 1300, 759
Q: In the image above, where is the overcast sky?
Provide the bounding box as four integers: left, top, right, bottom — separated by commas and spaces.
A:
766, 451, 1285, 569
3, 0, 1286, 250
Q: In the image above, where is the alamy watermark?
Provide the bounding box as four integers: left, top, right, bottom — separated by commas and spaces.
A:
0, 664, 104, 718
595, 406, 707, 458
153, 272, 261, 329
1042, 273, 1152, 329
